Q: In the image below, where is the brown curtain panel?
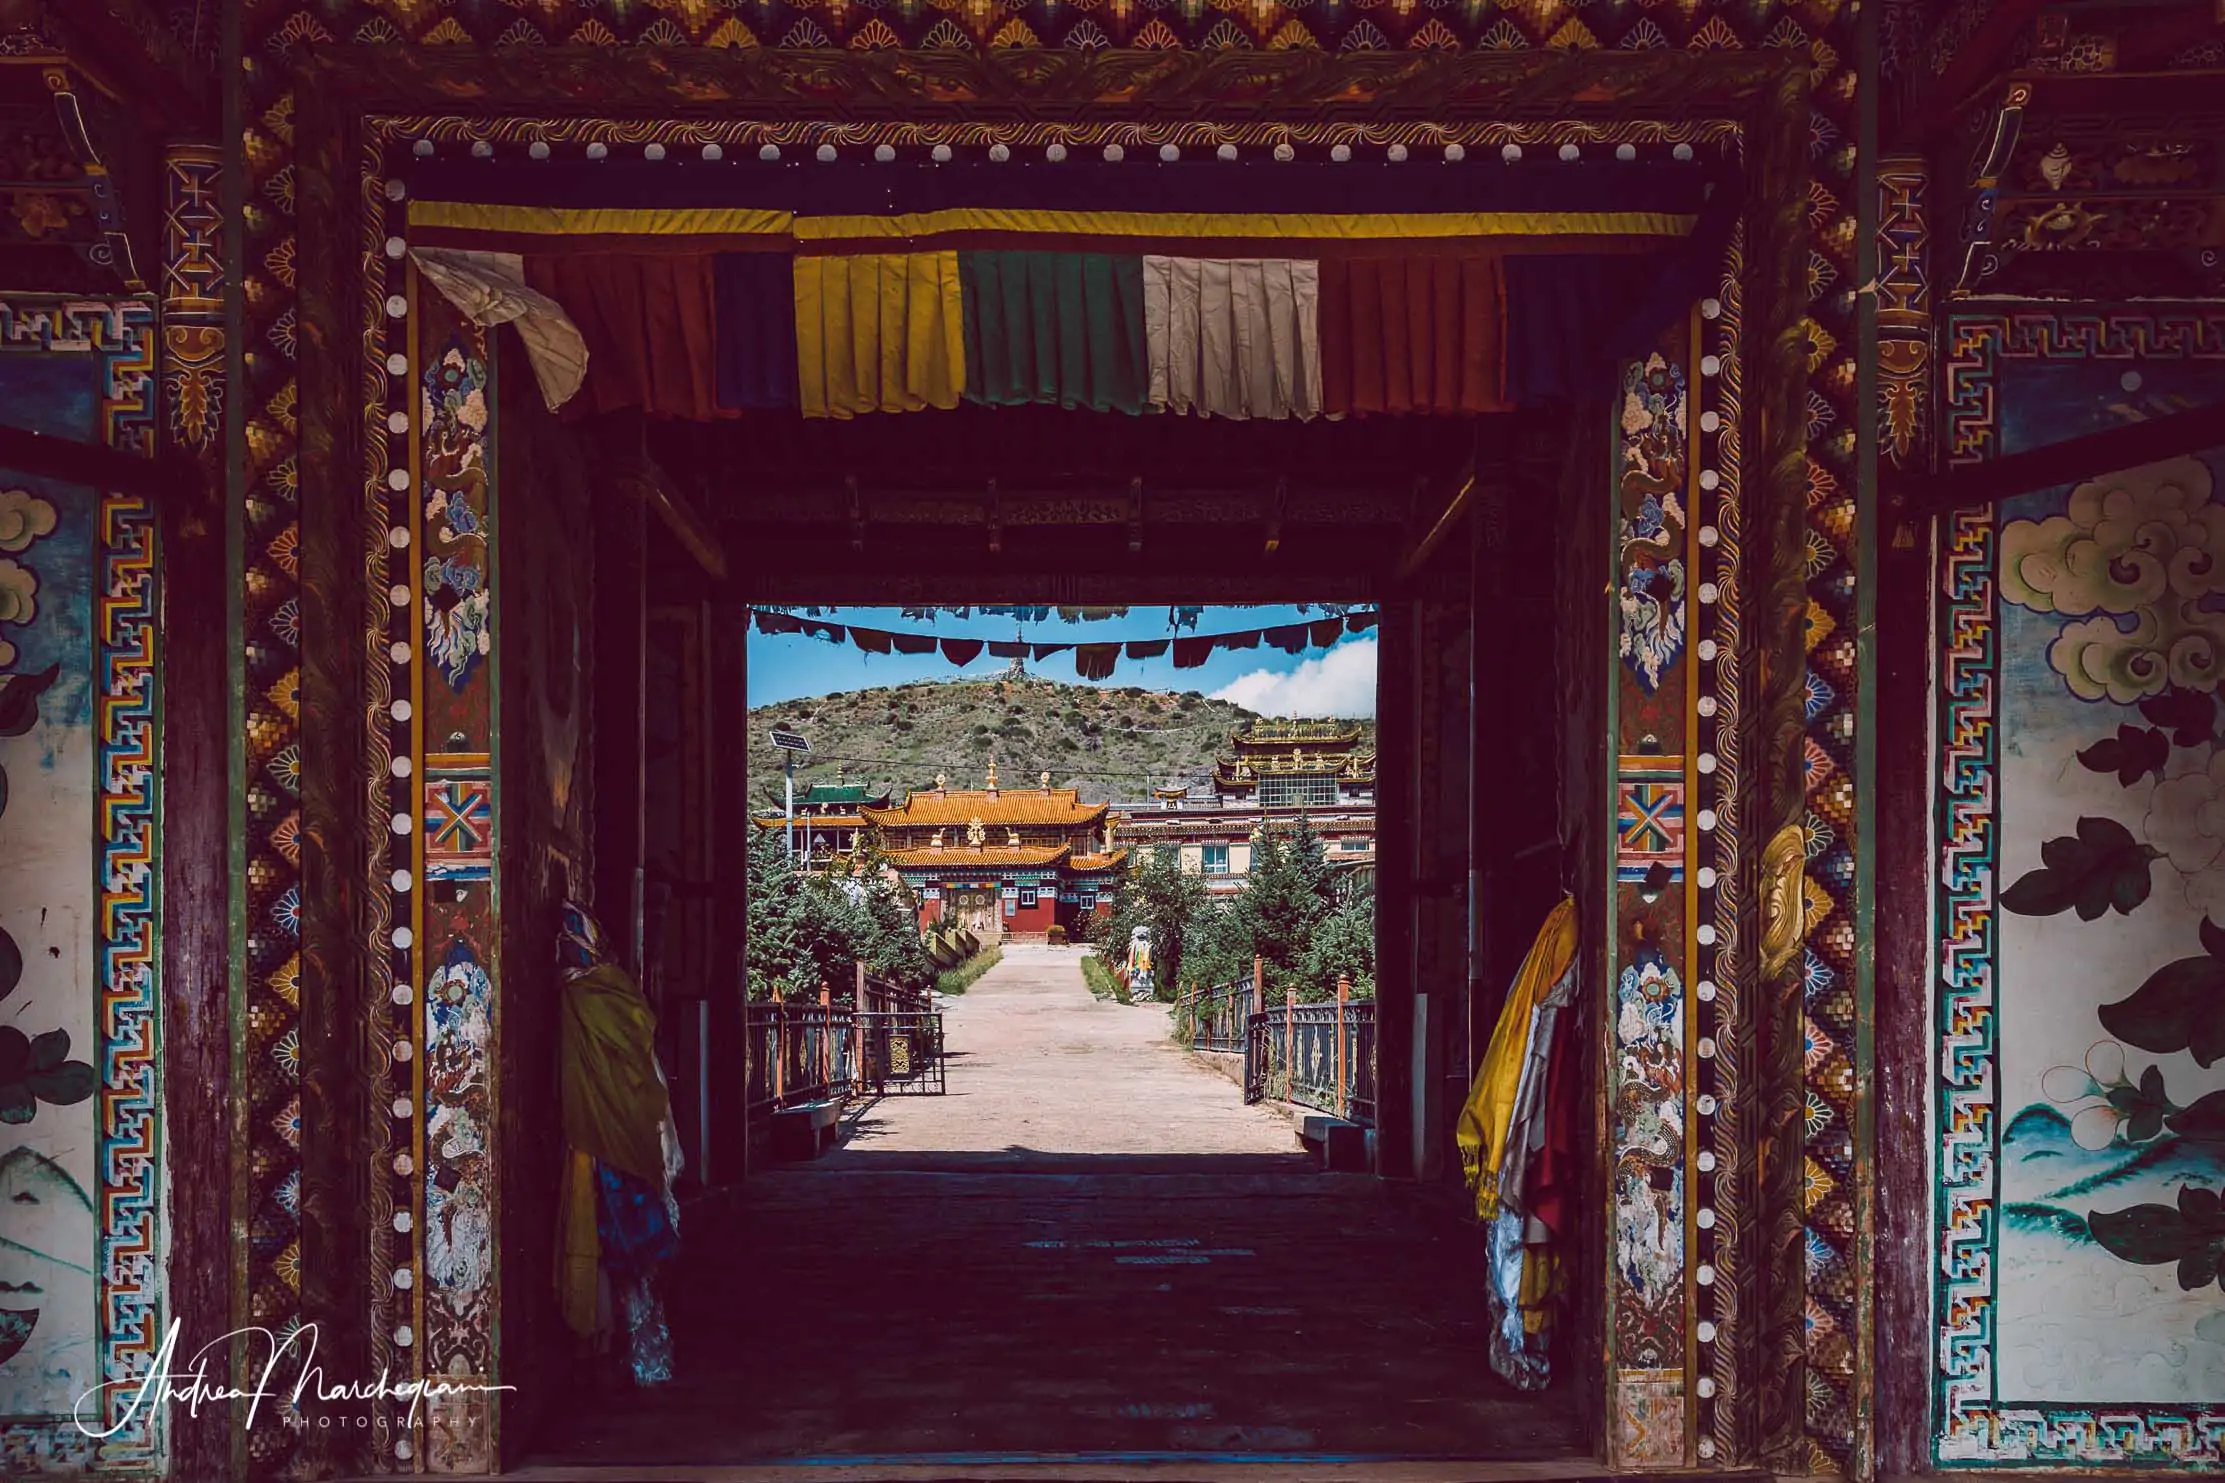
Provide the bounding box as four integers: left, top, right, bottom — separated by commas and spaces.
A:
523, 253, 731, 420
1318, 255, 1507, 418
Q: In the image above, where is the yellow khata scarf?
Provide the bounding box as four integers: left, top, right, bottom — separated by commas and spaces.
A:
555, 961, 670, 1337
558, 963, 670, 1185
1455, 895, 1576, 1223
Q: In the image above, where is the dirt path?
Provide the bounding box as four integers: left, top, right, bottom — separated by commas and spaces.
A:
820, 941, 1304, 1168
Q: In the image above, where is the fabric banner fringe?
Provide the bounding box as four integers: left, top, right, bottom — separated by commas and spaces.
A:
749, 606, 1376, 680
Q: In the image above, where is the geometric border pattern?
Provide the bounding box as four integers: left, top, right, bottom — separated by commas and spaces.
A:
1932, 309, 2225, 1468
0, 296, 163, 1475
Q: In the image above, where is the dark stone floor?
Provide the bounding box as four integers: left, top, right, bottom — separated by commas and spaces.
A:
526, 1160, 1583, 1468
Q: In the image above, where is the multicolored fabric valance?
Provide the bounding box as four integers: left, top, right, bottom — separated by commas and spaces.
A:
404, 154, 1726, 421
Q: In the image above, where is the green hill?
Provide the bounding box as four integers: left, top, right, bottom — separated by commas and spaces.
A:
748, 668, 1374, 808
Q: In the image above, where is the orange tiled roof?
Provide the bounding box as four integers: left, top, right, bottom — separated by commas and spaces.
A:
1067, 849, 1129, 872
864, 787, 1108, 828
884, 845, 1073, 868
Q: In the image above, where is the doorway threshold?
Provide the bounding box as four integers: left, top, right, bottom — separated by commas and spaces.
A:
342, 1457, 1764, 1483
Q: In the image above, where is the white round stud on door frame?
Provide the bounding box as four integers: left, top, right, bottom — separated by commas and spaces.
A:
1443, 143, 1465, 163
1329, 144, 1351, 163
587, 142, 609, 161
470, 140, 492, 160
644, 143, 666, 162
530, 141, 552, 161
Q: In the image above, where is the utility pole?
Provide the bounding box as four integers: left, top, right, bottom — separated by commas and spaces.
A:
771, 725, 809, 862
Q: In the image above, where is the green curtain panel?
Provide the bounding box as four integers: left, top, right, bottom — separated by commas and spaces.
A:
958, 251, 1149, 415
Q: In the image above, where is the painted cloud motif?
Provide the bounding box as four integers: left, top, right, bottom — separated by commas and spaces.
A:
2000, 456, 2225, 703
0, 490, 57, 555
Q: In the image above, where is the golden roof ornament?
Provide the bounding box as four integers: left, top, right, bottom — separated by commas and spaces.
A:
1040, 770, 1051, 789
935, 770, 947, 791
930, 829, 945, 847
967, 816, 986, 847
1007, 828, 1022, 847
986, 756, 999, 791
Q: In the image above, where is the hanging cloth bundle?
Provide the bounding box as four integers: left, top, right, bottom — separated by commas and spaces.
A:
1456, 894, 1577, 1390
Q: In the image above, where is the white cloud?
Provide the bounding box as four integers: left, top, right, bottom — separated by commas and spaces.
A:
1210, 638, 1376, 718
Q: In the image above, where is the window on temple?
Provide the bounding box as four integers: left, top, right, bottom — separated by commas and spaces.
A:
1202, 844, 1230, 874
1260, 774, 1338, 810
1019, 886, 1039, 908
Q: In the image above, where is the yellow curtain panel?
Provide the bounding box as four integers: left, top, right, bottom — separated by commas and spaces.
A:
793, 251, 967, 418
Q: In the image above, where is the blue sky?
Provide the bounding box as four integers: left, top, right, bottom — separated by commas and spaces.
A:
748, 605, 1377, 717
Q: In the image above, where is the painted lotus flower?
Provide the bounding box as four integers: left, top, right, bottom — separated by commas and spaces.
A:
2040, 1040, 2174, 1149
2145, 752, 2225, 921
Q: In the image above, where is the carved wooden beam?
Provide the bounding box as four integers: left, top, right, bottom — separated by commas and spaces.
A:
302, 45, 1793, 121
1892, 397, 2225, 515
0, 422, 212, 517
1898, 0, 2046, 144
1393, 467, 1475, 584
581, 416, 729, 580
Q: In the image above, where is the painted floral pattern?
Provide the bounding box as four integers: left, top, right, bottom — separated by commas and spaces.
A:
1616, 354, 1688, 693
422, 343, 492, 692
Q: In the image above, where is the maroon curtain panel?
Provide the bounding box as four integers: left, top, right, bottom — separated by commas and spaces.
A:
523, 253, 732, 420
1317, 255, 1507, 418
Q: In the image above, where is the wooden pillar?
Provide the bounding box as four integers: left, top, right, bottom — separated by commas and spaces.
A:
291, 78, 371, 1477
1373, 599, 1415, 1175
156, 137, 232, 1483
710, 597, 750, 1180
1873, 153, 1935, 1479
593, 483, 648, 971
